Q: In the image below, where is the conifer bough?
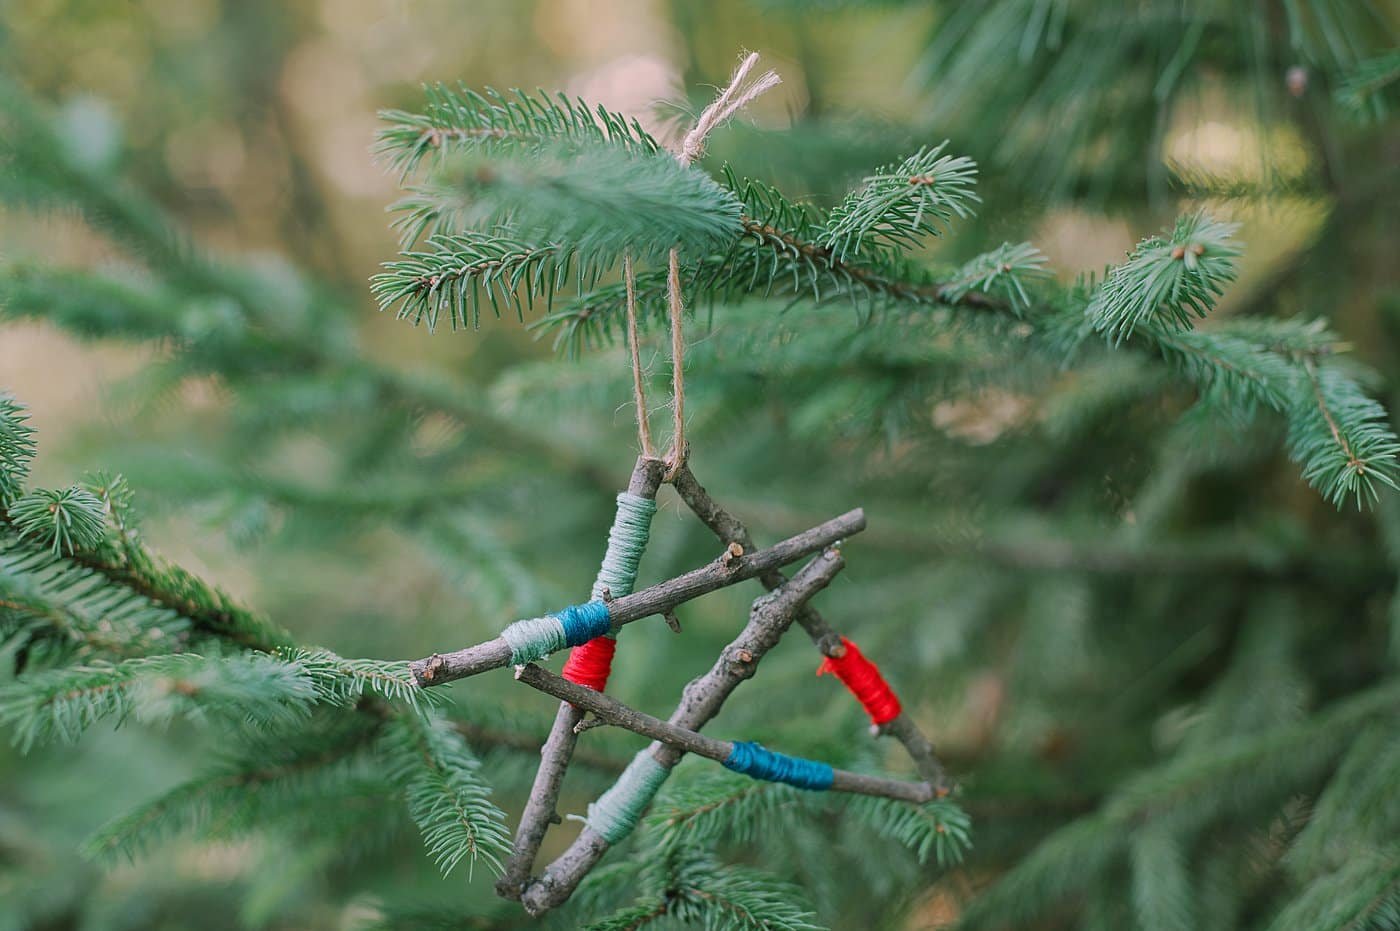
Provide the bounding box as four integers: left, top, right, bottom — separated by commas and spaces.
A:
4, 24, 1400, 929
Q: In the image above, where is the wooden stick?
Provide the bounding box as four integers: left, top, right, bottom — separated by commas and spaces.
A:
515, 664, 932, 804
410, 509, 866, 687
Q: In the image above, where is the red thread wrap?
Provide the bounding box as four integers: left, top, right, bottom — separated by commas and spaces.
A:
816, 637, 902, 725
561, 635, 616, 692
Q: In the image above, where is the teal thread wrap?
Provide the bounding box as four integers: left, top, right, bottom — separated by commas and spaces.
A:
500, 600, 613, 666
583, 749, 670, 843
723, 741, 835, 791
591, 492, 657, 601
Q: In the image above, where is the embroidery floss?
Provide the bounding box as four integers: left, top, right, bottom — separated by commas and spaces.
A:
583, 749, 670, 843
589, 493, 657, 602
722, 740, 835, 791
563, 492, 657, 691
500, 600, 612, 666
816, 637, 903, 726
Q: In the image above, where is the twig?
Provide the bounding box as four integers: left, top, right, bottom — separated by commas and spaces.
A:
515, 663, 932, 803
670, 463, 949, 790
497, 457, 664, 900
519, 548, 843, 915
410, 508, 866, 687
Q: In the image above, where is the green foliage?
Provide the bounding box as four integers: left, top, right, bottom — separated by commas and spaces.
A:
379, 711, 510, 877
0, 529, 191, 661
1288, 363, 1400, 507
647, 769, 807, 849
1088, 213, 1240, 344
1266, 853, 1400, 931
375, 84, 659, 179
821, 142, 979, 261
0, 393, 36, 506
296, 649, 433, 709
938, 242, 1050, 313
392, 143, 743, 258
583, 848, 822, 931
81, 715, 388, 864
1130, 822, 1194, 931
2, 5, 1400, 929
372, 233, 570, 331
846, 796, 972, 868
8, 486, 108, 555
1336, 50, 1400, 122
0, 652, 317, 752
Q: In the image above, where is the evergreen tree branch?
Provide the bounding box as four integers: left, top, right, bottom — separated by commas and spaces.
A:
1088, 212, 1241, 344
375, 84, 660, 180
380, 710, 512, 877
959, 680, 1400, 930
0, 652, 318, 752
821, 142, 980, 261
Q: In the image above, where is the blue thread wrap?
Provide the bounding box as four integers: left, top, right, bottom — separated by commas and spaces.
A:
722, 741, 834, 791
555, 600, 612, 646
500, 600, 612, 665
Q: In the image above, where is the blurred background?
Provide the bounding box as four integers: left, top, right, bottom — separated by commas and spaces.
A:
2, 1, 1398, 929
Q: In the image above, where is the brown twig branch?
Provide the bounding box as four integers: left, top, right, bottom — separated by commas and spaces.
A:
515, 663, 932, 803
409, 508, 866, 687
519, 547, 844, 915
496, 456, 665, 900
670, 463, 949, 790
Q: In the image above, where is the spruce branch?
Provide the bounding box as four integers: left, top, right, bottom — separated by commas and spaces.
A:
821, 143, 980, 261
1268, 854, 1400, 931
0, 652, 318, 752
1289, 362, 1400, 507
584, 852, 822, 931
535, 168, 1011, 355
937, 242, 1051, 313
81, 715, 386, 864
1, 530, 192, 660
7, 486, 107, 556
845, 795, 972, 868
371, 233, 568, 332
296, 649, 434, 709
646, 770, 804, 849
391, 143, 743, 258
0, 505, 298, 652
960, 681, 1400, 930
0, 393, 37, 507
1088, 212, 1240, 344
375, 84, 660, 180
381, 710, 512, 878
1335, 49, 1400, 122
